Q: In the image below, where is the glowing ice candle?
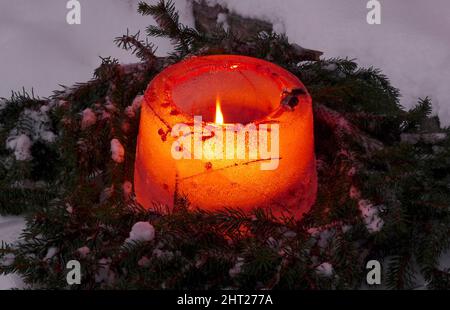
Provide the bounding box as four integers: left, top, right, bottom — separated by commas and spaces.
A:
134, 55, 317, 220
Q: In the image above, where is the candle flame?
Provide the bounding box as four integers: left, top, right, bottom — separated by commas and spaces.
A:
215, 96, 224, 124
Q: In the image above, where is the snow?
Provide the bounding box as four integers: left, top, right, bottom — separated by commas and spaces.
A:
0, 254, 15, 267
81, 108, 97, 129
43, 247, 58, 261
401, 133, 448, 145
125, 95, 143, 118
283, 230, 297, 238
216, 13, 230, 32
0, 216, 25, 243
40, 131, 56, 143
138, 256, 151, 267
229, 257, 245, 278
125, 221, 155, 243
358, 200, 384, 233
347, 167, 357, 177
153, 249, 174, 260
13, 108, 56, 143
77, 246, 90, 258
315, 262, 334, 277
66, 204, 73, 214
0, 216, 26, 289
0, 273, 24, 290
439, 250, 450, 271
6, 134, 32, 161
104, 97, 117, 112
95, 258, 115, 284
308, 226, 333, 249
5, 103, 57, 161
0, 99, 6, 111
110, 138, 125, 163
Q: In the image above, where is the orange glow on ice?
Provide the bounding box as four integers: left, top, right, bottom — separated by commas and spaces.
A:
134, 55, 317, 220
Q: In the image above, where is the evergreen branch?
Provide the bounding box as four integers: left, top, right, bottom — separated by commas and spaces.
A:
138, 0, 179, 30
139, 0, 197, 57
114, 30, 157, 64
386, 253, 417, 289
402, 97, 434, 133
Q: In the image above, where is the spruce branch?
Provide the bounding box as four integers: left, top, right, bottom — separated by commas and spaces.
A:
114, 30, 157, 64
138, 0, 199, 58
386, 253, 417, 289
402, 97, 433, 133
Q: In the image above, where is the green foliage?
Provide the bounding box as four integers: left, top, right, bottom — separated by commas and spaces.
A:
114, 30, 157, 64
0, 89, 42, 130
1, 0, 449, 290
0, 89, 59, 215
359, 135, 450, 289
138, 0, 202, 59
402, 97, 433, 133
297, 58, 401, 116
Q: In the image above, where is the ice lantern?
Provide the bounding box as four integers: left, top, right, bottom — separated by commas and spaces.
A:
134, 55, 317, 220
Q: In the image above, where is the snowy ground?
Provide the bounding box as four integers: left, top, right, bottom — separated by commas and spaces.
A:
0, 216, 26, 289
1, 0, 450, 289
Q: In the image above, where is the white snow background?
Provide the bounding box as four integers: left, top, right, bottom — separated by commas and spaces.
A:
1, 0, 450, 289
